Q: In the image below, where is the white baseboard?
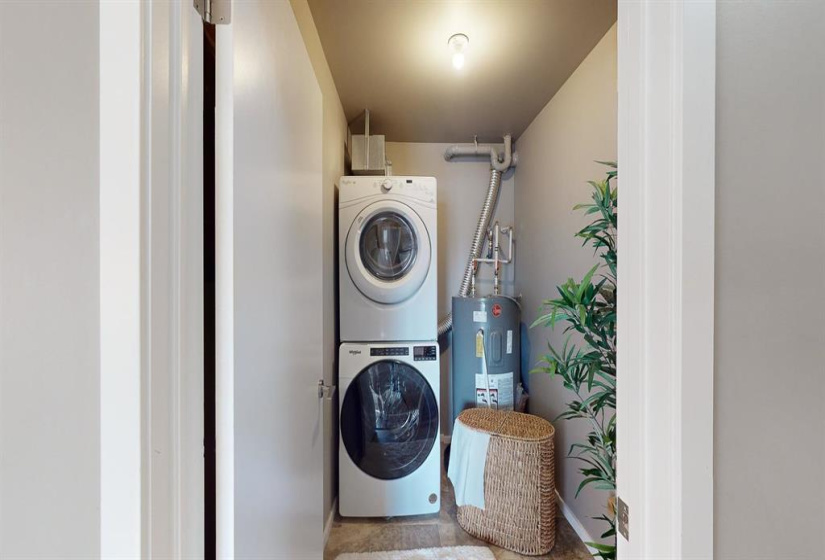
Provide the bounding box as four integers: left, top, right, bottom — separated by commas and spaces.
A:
555, 490, 598, 557
324, 497, 337, 547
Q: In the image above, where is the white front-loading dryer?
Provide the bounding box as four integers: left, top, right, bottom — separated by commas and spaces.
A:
339, 342, 441, 517
339, 176, 437, 342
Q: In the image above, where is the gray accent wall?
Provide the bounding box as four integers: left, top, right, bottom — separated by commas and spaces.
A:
0, 2, 101, 556
715, 2, 825, 558
514, 25, 617, 543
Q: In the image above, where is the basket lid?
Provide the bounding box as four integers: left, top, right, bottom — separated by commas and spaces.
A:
457, 409, 554, 441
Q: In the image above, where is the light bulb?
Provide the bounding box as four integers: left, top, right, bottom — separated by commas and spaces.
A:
448, 33, 469, 71
452, 52, 465, 70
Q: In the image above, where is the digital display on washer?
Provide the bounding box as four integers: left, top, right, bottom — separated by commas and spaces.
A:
370, 347, 409, 357
414, 346, 437, 361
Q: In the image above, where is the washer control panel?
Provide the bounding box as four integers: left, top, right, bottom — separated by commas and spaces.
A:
413, 346, 438, 361
370, 347, 409, 357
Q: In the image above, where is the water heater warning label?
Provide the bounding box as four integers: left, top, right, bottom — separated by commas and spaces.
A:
507, 330, 513, 354
475, 372, 514, 411
473, 310, 487, 323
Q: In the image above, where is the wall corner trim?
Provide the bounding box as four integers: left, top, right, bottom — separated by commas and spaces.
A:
617, 0, 716, 558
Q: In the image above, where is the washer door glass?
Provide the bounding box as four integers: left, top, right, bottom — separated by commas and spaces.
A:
341, 360, 438, 480
359, 212, 418, 281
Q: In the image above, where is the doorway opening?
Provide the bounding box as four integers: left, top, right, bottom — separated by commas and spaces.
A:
203, 20, 217, 560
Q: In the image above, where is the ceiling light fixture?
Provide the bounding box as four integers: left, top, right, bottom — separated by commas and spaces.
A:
448, 33, 469, 70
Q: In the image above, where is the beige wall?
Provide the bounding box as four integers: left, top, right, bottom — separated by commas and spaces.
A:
386, 143, 516, 432
290, 0, 349, 526
0, 2, 101, 556
715, 2, 825, 558
513, 25, 617, 543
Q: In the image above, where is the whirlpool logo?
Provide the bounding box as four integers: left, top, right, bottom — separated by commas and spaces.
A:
348, 349, 362, 355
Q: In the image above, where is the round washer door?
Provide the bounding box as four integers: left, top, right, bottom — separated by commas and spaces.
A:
346, 200, 431, 304
341, 360, 438, 480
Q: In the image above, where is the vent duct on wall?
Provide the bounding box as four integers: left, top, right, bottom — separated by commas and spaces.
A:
349, 109, 387, 176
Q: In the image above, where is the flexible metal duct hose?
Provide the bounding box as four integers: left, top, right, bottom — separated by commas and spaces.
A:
437, 167, 503, 336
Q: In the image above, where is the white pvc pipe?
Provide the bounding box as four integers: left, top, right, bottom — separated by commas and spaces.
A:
444, 134, 516, 172
438, 134, 517, 335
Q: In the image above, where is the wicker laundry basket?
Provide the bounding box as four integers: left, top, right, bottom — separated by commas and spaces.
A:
455, 408, 556, 556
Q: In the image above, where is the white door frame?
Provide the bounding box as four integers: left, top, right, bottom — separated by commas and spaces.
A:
100, 1, 205, 557
142, 1, 205, 557
115, 0, 717, 557
148, 2, 206, 557
214, 21, 234, 560
100, 1, 142, 556
617, 1, 716, 558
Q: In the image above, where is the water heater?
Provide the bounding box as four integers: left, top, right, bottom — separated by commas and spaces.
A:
451, 295, 521, 427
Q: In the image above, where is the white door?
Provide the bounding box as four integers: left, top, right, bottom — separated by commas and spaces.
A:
215, 1, 325, 558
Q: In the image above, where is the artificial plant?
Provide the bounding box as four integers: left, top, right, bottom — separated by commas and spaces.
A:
531, 162, 617, 560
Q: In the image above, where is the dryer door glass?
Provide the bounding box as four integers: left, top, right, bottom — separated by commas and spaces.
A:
341, 360, 438, 480
359, 212, 418, 281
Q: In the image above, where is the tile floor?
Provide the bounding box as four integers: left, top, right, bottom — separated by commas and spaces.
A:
325, 459, 592, 560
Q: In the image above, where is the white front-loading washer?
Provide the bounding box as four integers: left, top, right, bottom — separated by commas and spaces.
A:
339, 176, 437, 342
339, 342, 441, 517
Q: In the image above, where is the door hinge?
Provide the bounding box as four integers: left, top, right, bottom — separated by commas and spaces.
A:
617, 497, 629, 540
318, 380, 335, 399
194, 0, 231, 25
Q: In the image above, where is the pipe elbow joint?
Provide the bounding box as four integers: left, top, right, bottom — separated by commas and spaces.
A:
490, 134, 513, 172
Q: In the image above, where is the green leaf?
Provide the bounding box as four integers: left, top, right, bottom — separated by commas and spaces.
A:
575, 476, 604, 498
586, 542, 617, 553
576, 264, 600, 301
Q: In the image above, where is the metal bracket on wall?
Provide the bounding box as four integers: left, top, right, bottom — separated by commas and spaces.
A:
194, 0, 231, 24
618, 497, 630, 540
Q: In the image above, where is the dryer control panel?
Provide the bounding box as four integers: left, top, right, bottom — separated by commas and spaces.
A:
339, 176, 437, 206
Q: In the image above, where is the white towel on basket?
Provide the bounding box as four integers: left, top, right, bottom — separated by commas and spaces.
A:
447, 417, 490, 510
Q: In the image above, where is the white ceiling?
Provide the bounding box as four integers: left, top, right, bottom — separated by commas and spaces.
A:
307, 0, 617, 143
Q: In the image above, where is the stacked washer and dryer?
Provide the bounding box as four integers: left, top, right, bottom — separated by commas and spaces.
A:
338, 176, 441, 517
